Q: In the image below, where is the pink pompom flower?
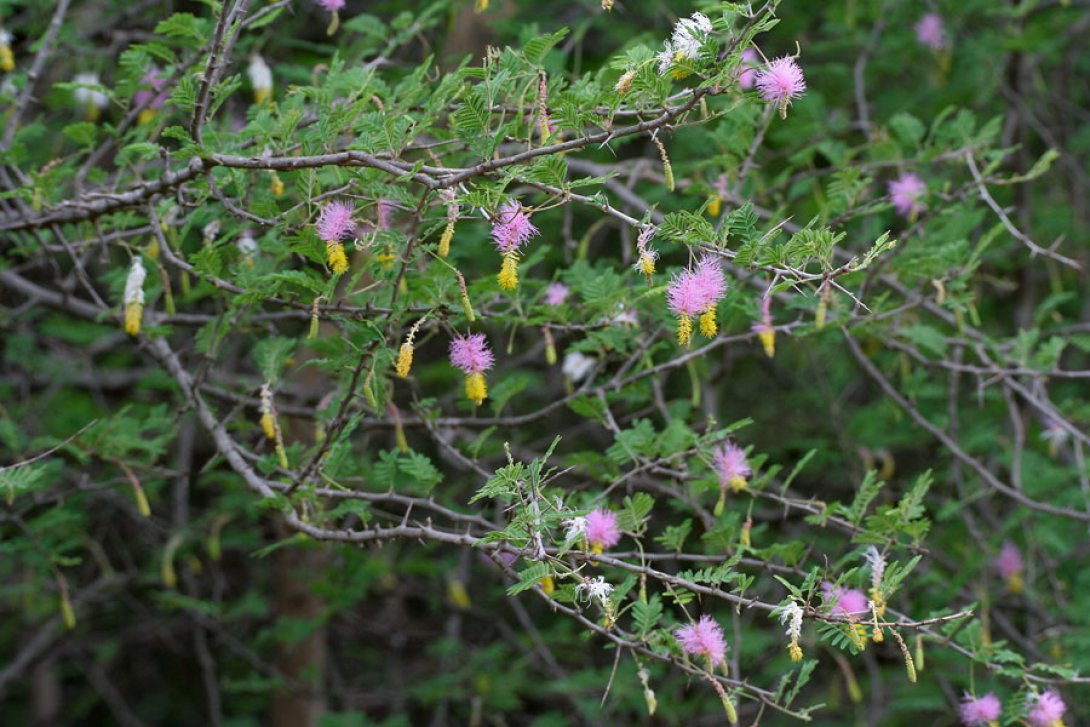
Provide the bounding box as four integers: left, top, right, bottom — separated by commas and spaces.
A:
959, 692, 1001, 726
915, 13, 946, 51
756, 56, 806, 118
449, 333, 494, 406
545, 282, 569, 306
585, 507, 621, 552
888, 172, 927, 218
314, 0, 345, 11
316, 200, 355, 243
712, 440, 751, 493
674, 614, 727, 667
1026, 690, 1066, 727
666, 257, 727, 346
737, 48, 759, 90
492, 201, 539, 290
822, 583, 869, 619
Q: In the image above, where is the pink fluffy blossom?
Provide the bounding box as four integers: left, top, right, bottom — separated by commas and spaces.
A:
674, 614, 727, 666
316, 200, 355, 242
737, 48, 759, 90
314, 0, 345, 11
449, 333, 494, 375
823, 583, 869, 619
712, 441, 751, 488
545, 282, 569, 306
585, 508, 621, 550
134, 68, 169, 110
1026, 690, 1066, 727
915, 13, 946, 51
959, 692, 1001, 726
756, 56, 806, 111
995, 541, 1023, 581
491, 201, 539, 254
667, 257, 726, 317
888, 172, 927, 217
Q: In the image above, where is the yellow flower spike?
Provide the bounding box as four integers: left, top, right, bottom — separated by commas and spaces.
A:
438, 219, 455, 257
124, 302, 143, 336
640, 253, 656, 278
326, 241, 348, 275
395, 342, 413, 379
788, 642, 803, 662
447, 580, 471, 610
0, 47, 13, 73
591, 542, 604, 555
270, 171, 285, 197
138, 108, 156, 125
475, 0, 488, 12
728, 475, 747, 493
539, 576, 555, 595
758, 328, 776, 358
465, 372, 487, 405
699, 307, 718, 338
1007, 573, 1024, 594
708, 195, 722, 217
676, 315, 693, 347
498, 250, 519, 290
739, 517, 752, 547
260, 411, 276, 440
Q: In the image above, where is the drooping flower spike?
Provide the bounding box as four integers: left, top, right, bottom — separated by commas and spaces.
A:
778, 601, 805, 662
584, 507, 621, 554
314, 0, 345, 35
752, 293, 775, 357
247, 55, 273, 105
756, 56, 806, 119
0, 29, 13, 73
959, 692, 1001, 727
666, 257, 726, 346
491, 200, 539, 290
674, 614, 727, 668
1026, 690, 1066, 727
437, 188, 459, 258
449, 333, 495, 405
995, 541, 1024, 594
635, 227, 658, 283
123, 258, 147, 336
316, 200, 355, 275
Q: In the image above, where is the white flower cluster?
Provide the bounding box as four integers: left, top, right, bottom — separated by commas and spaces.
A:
864, 545, 886, 591
561, 514, 587, 541
576, 575, 613, 605
657, 12, 713, 75
73, 73, 109, 111
778, 600, 803, 642
124, 258, 146, 306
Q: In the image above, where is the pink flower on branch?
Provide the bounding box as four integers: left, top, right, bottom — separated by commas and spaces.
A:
1026, 690, 1066, 727
545, 282, 569, 306
915, 13, 946, 51
959, 692, 1001, 726
756, 56, 806, 118
585, 507, 621, 552
666, 256, 726, 346
888, 172, 927, 218
674, 614, 727, 667
450, 333, 495, 406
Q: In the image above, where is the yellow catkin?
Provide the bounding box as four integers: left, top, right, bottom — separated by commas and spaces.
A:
270, 171, 285, 196
1007, 573, 1024, 594
789, 643, 803, 662
640, 253, 656, 278
146, 237, 160, 260
539, 576, 555, 595
0, 46, 13, 73
326, 241, 348, 275
124, 302, 143, 336
676, 315, 692, 347
138, 108, 156, 125
254, 87, 271, 105
395, 342, 414, 378
260, 411, 276, 440
465, 372, 487, 405
475, 0, 488, 11
438, 220, 455, 257
759, 329, 776, 358
729, 475, 747, 493
699, 307, 718, 338
739, 518, 752, 547
447, 580, 471, 610
708, 195, 722, 217
653, 137, 674, 191
498, 251, 519, 290
615, 70, 635, 95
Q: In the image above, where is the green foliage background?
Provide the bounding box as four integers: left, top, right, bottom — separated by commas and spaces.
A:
1, 0, 1088, 725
